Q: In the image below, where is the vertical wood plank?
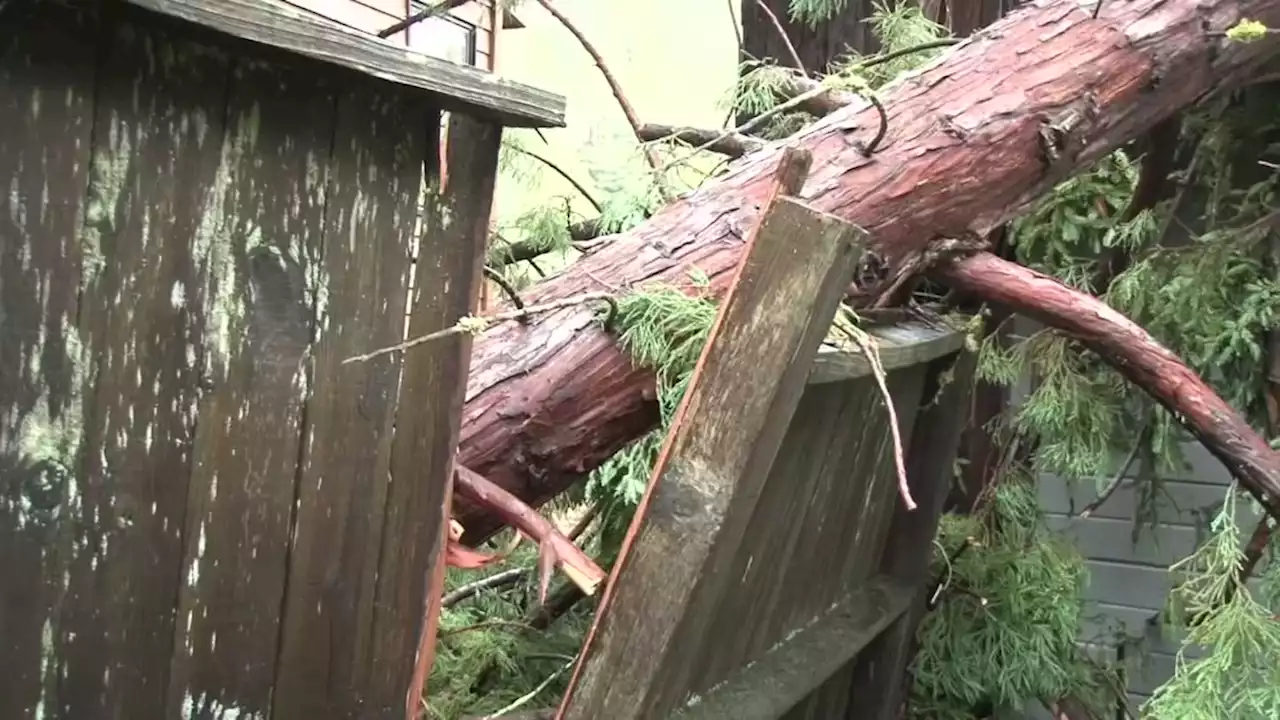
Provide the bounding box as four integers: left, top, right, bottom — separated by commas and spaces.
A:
846, 350, 977, 720
164, 57, 337, 719
270, 86, 430, 720
53, 13, 233, 720
370, 113, 501, 716
0, 4, 98, 718
559, 152, 867, 720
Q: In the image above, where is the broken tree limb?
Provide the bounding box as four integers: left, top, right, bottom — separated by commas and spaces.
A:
638, 123, 764, 157
454, 465, 607, 597
933, 252, 1280, 520
451, 0, 1280, 541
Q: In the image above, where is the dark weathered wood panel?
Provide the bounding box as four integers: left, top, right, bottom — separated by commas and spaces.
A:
0, 5, 98, 718
673, 578, 913, 720
50, 15, 233, 720
690, 367, 927, 697
164, 58, 337, 719
559, 184, 867, 718
124, 0, 566, 128
269, 85, 430, 720
367, 113, 502, 713
847, 350, 982, 720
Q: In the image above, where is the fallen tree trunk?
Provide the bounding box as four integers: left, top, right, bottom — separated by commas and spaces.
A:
453, 0, 1280, 541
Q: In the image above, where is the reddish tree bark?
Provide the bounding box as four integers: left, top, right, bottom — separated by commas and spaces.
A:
452, 0, 1280, 541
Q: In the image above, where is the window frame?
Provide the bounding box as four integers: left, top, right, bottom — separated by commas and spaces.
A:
406, 2, 480, 67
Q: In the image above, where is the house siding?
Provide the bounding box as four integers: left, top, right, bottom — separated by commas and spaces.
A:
282, 0, 496, 70
1011, 320, 1266, 717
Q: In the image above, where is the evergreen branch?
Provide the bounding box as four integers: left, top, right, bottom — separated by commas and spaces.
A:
341, 292, 616, 364
508, 144, 603, 212
532, 0, 670, 198
853, 38, 959, 72
1093, 116, 1180, 290
1078, 418, 1152, 518
638, 123, 764, 158
484, 266, 527, 313
754, 0, 807, 74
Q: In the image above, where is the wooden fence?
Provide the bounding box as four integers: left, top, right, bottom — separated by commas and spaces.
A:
0, 2, 563, 719
551, 152, 976, 720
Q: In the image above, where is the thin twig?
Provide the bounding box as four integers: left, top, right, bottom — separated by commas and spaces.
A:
638, 123, 764, 158
342, 292, 615, 365
377, 0, 468, 38
842, 326, 916, 510
532, 0, 669, 197
483, 266, 526, 313
1078, 419, 1152, 518
480, 657, 576, 719
509, 144, 603, 212
441, 568, 528, 609
754, 0, 807, 75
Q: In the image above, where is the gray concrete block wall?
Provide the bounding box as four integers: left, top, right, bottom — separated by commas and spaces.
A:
1004, 319, 1265, 717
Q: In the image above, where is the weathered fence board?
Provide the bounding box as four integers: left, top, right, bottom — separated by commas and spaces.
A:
369, 114, 502, 711
0, 1, 563, 719
558, 149, 870, 719
66, 16, 233, 718
167, 57, 336, 718
0, 5, 99, 718
267, 79, 433, 720
847, 350, 979, 720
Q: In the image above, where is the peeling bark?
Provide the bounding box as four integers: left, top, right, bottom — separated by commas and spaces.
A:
454, 0, 1280, 541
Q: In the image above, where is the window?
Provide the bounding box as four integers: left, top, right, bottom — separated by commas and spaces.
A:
406, 3, 479, 66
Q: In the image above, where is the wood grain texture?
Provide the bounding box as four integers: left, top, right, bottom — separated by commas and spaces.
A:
672, 579, 913, 720
269, 84, 430, 720
0, 4, 98, 718
558, 161, 868, 718
124, 0, 565, 127
55, 14, 232, 720
371, 112, 501, 714
165, 57, 336, 720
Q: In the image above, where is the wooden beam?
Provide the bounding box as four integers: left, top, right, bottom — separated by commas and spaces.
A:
124, 0, 566, 127
671, 578, 913, 720
557, 148, 869, 719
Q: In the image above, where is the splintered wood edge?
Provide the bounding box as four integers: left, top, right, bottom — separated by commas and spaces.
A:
670, 578, 914, 720
808, 318, 967, 385
125, 0, 567, 128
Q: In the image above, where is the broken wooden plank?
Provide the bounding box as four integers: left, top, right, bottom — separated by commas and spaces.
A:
558, 148, 869, 719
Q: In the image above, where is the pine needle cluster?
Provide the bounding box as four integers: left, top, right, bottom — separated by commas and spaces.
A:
909, 482, 1111, 720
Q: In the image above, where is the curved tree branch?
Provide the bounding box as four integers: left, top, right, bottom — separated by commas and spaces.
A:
933, 252, 1280, 521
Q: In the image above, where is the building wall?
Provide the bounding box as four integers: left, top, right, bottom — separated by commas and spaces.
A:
1010, 318, 1266, 717
282, 0, 496, 70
